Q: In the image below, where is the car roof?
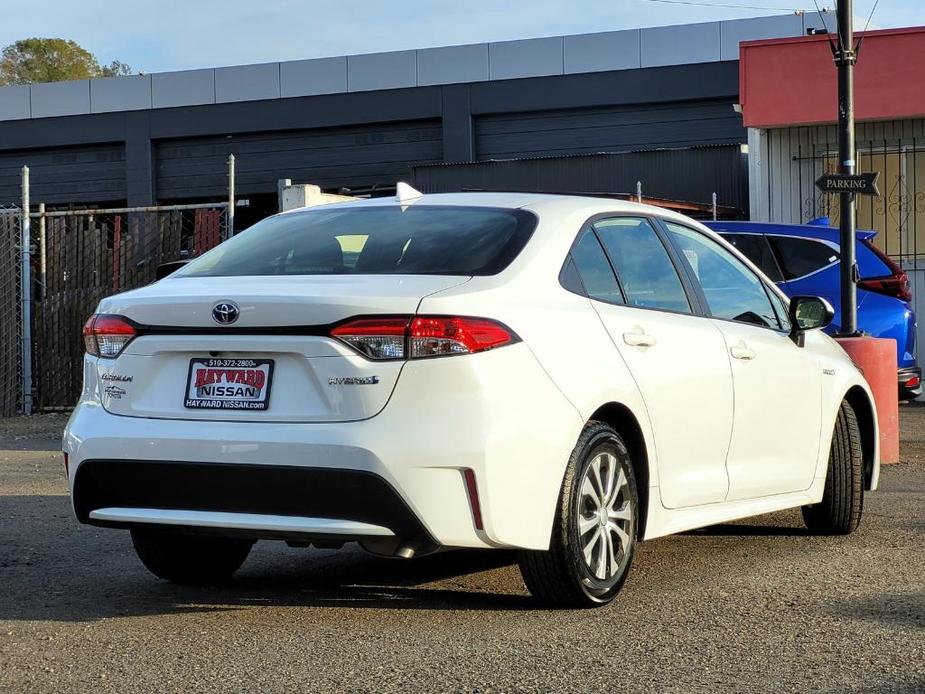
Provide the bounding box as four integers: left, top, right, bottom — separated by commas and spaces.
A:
278, 190, 701, 226
704, 220, 877, 241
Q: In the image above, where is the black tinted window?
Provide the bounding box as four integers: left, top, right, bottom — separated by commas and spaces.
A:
768, 236, 839, 281
594, 218, 691, 313
569, 229, 623, 303
723, 233, 783, 282
665, 222, 780, 329
178, 206, 537, 277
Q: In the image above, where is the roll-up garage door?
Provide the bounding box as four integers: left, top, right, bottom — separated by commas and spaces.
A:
155, 120, 442, 200
475, 100, 744, 161
0, 144, 126, 205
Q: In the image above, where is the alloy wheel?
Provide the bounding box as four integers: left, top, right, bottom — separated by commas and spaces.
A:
577, 451, 634, 582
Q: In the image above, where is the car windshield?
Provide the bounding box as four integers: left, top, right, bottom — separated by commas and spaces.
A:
176, 205, 537, 277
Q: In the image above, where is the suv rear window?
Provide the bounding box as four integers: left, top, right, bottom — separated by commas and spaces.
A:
177, 205, 537, 277
767, 235, 839, 281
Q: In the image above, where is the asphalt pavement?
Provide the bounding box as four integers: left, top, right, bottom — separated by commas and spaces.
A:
0, 412, 923, 693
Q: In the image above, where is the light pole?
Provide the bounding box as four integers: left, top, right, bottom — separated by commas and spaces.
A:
835, 0, 858, 335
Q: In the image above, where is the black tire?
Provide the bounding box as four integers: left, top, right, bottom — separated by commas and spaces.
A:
131, 529, 253, 585
802, 400, 864, 535
518, 421, 639, 608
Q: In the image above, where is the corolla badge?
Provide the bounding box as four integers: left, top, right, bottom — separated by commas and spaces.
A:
212, 301, 240, 325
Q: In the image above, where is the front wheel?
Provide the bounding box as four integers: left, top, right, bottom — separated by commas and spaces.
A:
131, 529, 253, 585
802, 400, 864, 535
518, 421, 639, 607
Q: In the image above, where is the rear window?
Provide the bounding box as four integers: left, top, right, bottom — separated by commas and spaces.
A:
859, 239, 897, 278
768, 236, 839, 281
177, 205, 537, 277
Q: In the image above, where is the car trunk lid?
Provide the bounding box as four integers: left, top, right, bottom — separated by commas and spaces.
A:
95, 275, 469, 422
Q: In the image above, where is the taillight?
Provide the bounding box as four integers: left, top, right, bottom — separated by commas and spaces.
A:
330, 317, 409, 360
331, 315, 517, 360
858, 274, 912, 302
82, 314, 137, 358
860, 240, 913, 301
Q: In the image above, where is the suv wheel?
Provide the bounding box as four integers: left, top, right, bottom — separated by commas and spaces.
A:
131, 529, 253, 584
518, 421, 639, 607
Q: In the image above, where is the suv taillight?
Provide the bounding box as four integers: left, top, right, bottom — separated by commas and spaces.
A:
858, 274, 912, 302
330, 316, 517, 360
83, 314, 137, 358
860, 241, 913, 302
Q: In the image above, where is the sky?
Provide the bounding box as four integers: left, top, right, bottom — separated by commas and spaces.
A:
0, 0, 920, 74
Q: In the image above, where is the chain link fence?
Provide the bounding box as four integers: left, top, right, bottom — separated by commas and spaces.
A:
0, 205, 22, 417
34, 204, 228, 410
0, 159, 235, 414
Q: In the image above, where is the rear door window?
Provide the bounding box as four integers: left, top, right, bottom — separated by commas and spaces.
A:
567, 229, 624, 304
722, 233, 784, 283
593, 217, 692, 314
768, 236, 840, 281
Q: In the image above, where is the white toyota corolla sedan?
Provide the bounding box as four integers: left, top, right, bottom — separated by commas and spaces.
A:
64, 189, 879, 607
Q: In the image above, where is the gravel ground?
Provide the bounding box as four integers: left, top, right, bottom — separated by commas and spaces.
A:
1, 411, 923, 693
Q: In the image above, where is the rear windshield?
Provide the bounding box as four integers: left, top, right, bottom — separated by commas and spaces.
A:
176, 205, 537, 278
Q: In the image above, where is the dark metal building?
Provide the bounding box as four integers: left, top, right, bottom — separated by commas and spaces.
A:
0, 14, 829, 220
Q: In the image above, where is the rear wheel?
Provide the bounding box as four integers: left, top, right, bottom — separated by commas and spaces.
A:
131, 529, 253, 584
518, 421, 639, 607
802, 400, 864, 535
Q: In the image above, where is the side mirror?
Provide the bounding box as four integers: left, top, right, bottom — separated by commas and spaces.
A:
788, 295, 834, 347
155, 259, 190, 281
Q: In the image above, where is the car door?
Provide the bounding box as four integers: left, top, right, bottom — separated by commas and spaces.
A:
567, 216, 734, 508
661, 221, 823, 501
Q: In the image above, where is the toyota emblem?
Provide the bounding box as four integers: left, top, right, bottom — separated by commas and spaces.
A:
212, 301, 240, 325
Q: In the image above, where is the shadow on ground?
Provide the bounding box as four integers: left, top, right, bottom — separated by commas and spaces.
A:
0, 491, 858, 623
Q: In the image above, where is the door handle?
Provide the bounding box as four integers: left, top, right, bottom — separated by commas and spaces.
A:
623, 332, 657, 348
730, 343, 756, 360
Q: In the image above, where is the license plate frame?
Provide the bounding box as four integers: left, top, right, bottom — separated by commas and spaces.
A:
184, 358, 275, 411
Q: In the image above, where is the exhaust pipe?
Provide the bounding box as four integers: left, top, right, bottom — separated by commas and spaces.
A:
394, 542, 417, 559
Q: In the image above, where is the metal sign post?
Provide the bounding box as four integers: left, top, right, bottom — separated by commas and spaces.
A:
226, 153, 235, 241
20, 166, 32, 414
834, 0, 859, 336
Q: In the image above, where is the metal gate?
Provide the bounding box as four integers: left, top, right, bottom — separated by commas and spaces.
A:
758, 121, 925, 262
0, 205, 22, 417
33, 203, 229, 410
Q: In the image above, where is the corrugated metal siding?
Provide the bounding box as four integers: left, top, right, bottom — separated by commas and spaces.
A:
475, 100, 745, 160
0, 144, 125, 205
155, 120, 442, 200
411, 146, 749, 214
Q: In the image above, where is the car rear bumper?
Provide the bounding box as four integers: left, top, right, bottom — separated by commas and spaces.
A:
898, 366, 922, 400
74, 459, 436, 552
64, 343, 584, 552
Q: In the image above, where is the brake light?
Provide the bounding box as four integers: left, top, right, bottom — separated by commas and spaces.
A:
860, 241, 913, 301
83, 314, 137, 358
858, 274, 912, 302
331, 315, 517, 360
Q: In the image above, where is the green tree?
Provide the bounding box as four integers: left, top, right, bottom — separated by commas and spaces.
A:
0, 38, 133, 86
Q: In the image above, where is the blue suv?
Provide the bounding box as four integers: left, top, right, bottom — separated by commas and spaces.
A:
705, 220, 921, 400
